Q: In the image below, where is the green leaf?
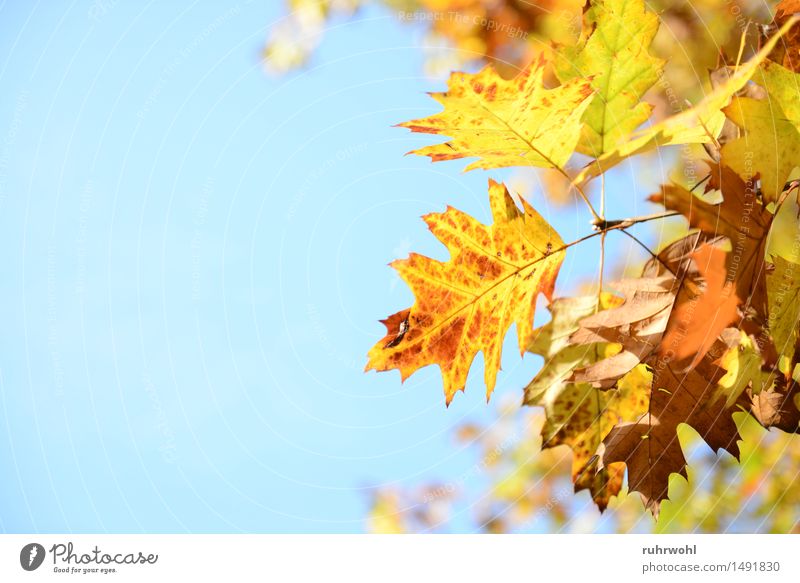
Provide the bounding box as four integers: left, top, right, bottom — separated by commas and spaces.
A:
555, 0, 664, 156
723, 61, 800, 202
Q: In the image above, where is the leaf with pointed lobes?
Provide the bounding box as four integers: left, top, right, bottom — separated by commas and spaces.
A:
722, 60, 800, 202
561, 235, 746, 515
568, 234, 712, 387
650, 164, 770, 247
366, 180, 565, 405
650, 163, 773, 335
554, 0, 664, 156
571, 17, 799, 188
397, 55, 594, 172
602, 336, 744, 518
524, 294, 650, 511
569, 276, 675, 388
660, 242, 741, 369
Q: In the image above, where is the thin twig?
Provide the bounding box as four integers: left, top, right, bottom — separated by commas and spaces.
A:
619, 229, 677, 276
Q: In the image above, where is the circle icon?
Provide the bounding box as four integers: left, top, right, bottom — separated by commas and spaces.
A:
20, 543, 46, 571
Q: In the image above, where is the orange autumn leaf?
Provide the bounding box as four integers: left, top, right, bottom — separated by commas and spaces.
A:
661, 242, 740, 368
366, 179, 565, 405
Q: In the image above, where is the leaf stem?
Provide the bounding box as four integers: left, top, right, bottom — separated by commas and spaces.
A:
597, 230, 606, 313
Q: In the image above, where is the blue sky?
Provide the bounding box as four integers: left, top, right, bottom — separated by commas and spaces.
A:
0, 0, 669, 533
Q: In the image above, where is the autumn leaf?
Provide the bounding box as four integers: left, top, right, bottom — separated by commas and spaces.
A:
524, 293, 650, 510
569, 276, 676, 387
650, 164, 770, 248
398, 55, 594, 171
767, 188, 800, 263
560, 234, 745, 515
737, 254, 800, 429
554, 0, 664, 156
602, 336, 743, 517
572, 17, 798, 187
660, 242, 740, 369
716, 331, 769, 407
722, 60, 800, 202
651, 163, 773, 344
766, 255, 800, 370
366, 179, 565, 405
750, 380, 800, 432
525, 294, 621, 402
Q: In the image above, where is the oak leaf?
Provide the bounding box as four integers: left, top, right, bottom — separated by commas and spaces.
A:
660, 242, 740, 368
554, 0, 664, 156
366, 180, 565, 405
569, 276, 676, 387
572, 18, 798, 187
722, 61, 800, 202
398, 55, 594, 171
563, 235, 745, 515
524, 294, 650, 511
651, 164, 773, 352
602, 337, 742, 517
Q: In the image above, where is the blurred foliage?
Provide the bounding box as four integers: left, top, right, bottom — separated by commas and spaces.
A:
265, 0, 773, 84
365, 399, 800, 533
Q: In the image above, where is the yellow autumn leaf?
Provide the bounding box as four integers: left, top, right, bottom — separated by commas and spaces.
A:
572, 17, 799, 188
554, 0, 664, 156
716, 331, 770, 407
722, 60, 800, 202
366, 179, 565, 405
525, 294, 650, 510
398, 55, 594, 171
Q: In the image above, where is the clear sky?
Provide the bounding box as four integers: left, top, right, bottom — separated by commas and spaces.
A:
0, 0, 669, 533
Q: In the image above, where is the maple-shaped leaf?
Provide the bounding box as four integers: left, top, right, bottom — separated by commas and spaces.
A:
569, 276, 676, 387
554, 0, 664, 156
524, 294, 650, 511
602, 336, 743, 517
562, 235, 745, 515
572, 18, 798, 187
660, 242, 740, 368
366, 180, 565, 405
651, 163, 773, 338
398, 55, 594, 171
722, 60, 800, 202
524, 293, 650, 512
